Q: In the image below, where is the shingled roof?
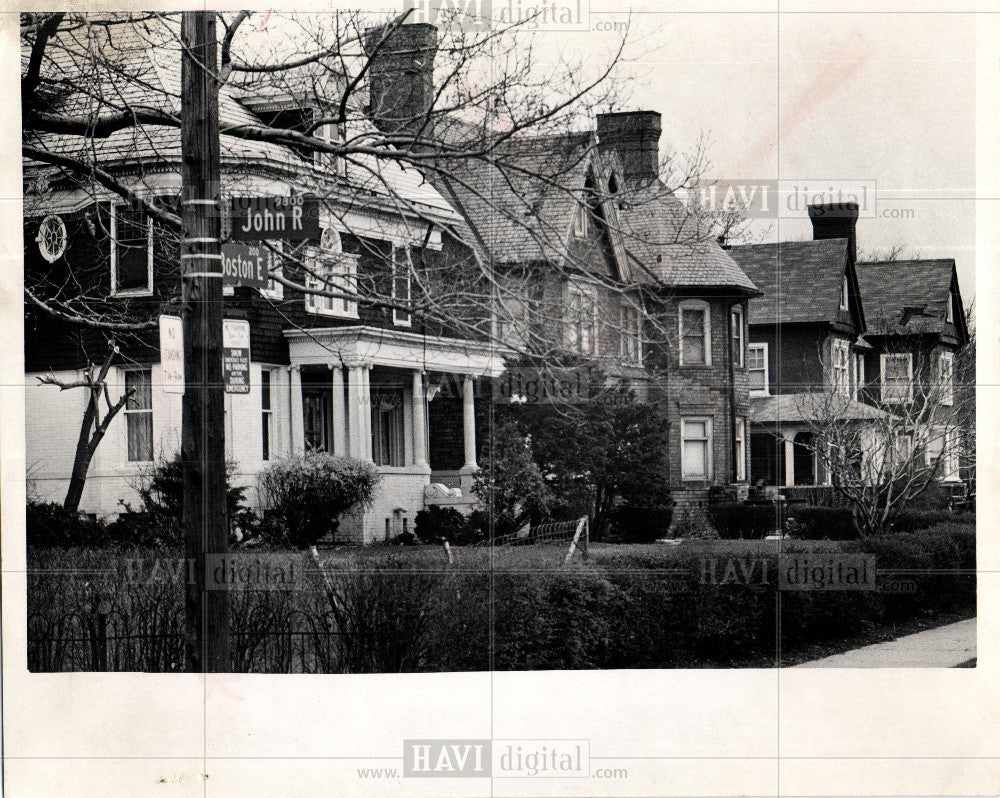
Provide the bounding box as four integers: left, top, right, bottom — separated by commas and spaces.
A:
856, 259, 968, 342
23, 16, 456, 222
727, 239, 852, 325
613, 176, 758, 293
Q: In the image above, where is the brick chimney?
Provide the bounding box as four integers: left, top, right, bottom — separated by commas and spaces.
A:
364, 23, 437, 137
596, 111, 662, 181
808, 202, 859, 267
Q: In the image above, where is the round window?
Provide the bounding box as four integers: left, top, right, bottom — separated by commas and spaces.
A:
36, 214, 68, 263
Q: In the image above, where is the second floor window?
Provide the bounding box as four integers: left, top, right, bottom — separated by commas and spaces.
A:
748, 343, 769, 395
832, 338, 851, 398
731, 305, 745, 367
304, 228, 358, 318
855, 352, 865, 399
565, 282, 597, 355
111, 203, 153, 295
881, 353, 913, 403
620, 305, 642, 364
938, 351, 954, 406
679, 300, 711, 366
392, 247, 412, 327
124, 368, 153, 462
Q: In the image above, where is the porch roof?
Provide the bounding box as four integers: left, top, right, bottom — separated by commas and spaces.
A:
749, 392, 888, 425
284, 325, 508, 377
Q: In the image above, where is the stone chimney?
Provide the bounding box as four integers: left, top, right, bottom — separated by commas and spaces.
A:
364, 23, 437, 137
596, 111, 662, 181
808, 202, 859, 267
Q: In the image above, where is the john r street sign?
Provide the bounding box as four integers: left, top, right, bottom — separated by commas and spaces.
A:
227, 195, 319, 242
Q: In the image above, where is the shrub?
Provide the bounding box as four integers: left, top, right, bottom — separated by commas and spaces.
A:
139, 454, 247, 519
104, 510, 182, 548
258, 453, 380, 547
891, 509, 956, 533
414, 506, 469, 544
26, 501, 104, 547
611, 484, 674, 543
706, 503, 783, 539
787, 505, 859, 540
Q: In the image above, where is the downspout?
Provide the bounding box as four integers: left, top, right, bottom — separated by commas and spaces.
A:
728, 302, 739, 484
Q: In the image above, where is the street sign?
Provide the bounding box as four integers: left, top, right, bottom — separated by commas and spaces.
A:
158, 315, 184, 394
222, 319, 251, 394
228, 195, 319, 242
221, 242, 279, 288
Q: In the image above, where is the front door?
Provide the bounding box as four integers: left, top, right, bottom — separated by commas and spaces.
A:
302, 387, 332, 452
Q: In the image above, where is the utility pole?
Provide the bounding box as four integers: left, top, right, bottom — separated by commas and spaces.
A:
180, 11, 229, 672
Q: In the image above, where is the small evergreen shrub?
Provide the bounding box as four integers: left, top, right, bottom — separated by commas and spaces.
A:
787, 505, 859, 540
414, 506, 469, 544
706, 503, 784, 539
258, 453, 380, 547
26, 501, 104, 547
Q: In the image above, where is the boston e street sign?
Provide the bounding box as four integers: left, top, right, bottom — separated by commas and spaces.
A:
228, 195, 319, 242
221, 242, 280, 289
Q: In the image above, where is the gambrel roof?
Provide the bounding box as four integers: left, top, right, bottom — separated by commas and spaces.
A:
728, 238, 861, 326
856, 258, 969, 343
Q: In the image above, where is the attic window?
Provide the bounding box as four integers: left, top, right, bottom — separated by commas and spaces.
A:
840, 274, 849, 311
571, 201, 590, 238
946, 292, 954, 323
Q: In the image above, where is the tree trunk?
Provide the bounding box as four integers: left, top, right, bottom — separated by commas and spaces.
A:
63, 393, 98, 513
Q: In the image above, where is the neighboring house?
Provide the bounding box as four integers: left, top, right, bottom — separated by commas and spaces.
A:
855, 257, 971, 484
24, 20, 501, 543
432, 109, 761, 520
728, 203, 878, 488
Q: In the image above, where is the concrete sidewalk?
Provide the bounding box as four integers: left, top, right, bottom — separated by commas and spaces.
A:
793, 618, 976, 668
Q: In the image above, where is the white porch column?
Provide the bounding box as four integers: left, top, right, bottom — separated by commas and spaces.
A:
347, 365, 371, 461
782, 431, 795, 488
412, 370, 428, 468
289, 365, 304, 456
461, 375, 477, 471
331, 365, 346, 456
362, 366, 373, 462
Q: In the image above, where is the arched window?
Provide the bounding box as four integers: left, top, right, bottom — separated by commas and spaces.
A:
678, 299, 712, 366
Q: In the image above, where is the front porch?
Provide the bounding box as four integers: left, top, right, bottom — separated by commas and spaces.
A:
285, 326, 505, 543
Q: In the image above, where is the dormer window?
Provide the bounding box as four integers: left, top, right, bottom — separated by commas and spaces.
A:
840, 274, 849, 311
314, 119, 347, 177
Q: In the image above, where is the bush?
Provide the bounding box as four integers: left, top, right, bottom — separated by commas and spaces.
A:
787, 505, 859, 540
258, 453, 380, 547
139, 454, 247, 519
104, 511, 182, 548
891, 509, 956, 533
414, 506, 469, 544
611, 484, 674, 543
706, 503, 783, 539
26, 501, 104, 547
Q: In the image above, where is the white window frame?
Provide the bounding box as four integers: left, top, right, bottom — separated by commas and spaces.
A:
735, 416, 746, 481
730, 304, 745, 368
881, 353, 913, 404
565, 281, 598, 356
123, 367, 154, 463
304, 229, 359, 319
938, 351, 954, 406
681, 416, 713, 481
840, 273, 849, 311
260, 240, 284, 301
261, 367, 274, 462
831, 338, 851, 398
946, 291, 954, 324
314, 119, 347, 176
392, 246, 412, 327
943, 427, 960, 481
619, 304, 643, 365
748, 342, 769, 397
855, 352, 865, 399
678, 299, 712, 367
110, 202, 154, 297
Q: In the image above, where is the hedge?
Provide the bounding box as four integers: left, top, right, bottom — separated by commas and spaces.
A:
28, 524, 974, 671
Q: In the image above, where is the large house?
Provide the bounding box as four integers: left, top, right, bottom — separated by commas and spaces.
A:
728, 203, 970, 492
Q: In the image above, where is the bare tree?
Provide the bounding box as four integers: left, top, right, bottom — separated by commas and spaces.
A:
798, 346, 968, 535
37, 340, 134, 512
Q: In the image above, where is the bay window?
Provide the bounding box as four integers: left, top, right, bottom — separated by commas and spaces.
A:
938, 351, 954, 406
681, 417, 713, 481
881, 353, 913, 403
565, 282, 598, 355
730, 305, 745, 367
679, 300, 711, 366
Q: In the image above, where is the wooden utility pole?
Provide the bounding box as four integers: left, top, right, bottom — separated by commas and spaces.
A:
180, 11, 229, 672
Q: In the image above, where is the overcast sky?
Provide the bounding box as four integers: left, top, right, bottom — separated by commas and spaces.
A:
535, 6, 977, 302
